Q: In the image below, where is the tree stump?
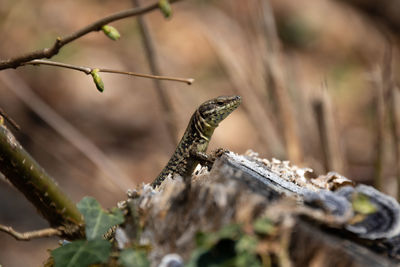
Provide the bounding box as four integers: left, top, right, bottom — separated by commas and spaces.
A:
118, 151, 400, 266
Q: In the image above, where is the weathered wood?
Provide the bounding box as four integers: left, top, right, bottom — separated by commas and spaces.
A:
290, 220, 396, 267
120, 152, 400, 266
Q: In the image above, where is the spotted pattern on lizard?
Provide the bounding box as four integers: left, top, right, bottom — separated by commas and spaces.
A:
151, 95, 242, 188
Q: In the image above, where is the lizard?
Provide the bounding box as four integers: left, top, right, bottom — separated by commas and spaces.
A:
151, 95, 242, 188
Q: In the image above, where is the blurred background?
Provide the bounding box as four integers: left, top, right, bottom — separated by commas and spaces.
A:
0, 0, 399, 266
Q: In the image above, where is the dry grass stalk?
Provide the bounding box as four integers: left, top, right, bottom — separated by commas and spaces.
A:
193, 6, 285, 157
257, 0, 304, 164
131, 0, 178, 150
382, 44, 400, 199
312, 85, 345, 173
391, 86, 400, 200
373, 65, 387, 192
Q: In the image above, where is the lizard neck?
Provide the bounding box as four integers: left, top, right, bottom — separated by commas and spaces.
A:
176, 110, 215, 154
151, 109, 216, 187
193, 109, 215, 142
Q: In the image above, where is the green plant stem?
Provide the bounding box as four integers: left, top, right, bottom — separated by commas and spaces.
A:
0, 124, 84, 235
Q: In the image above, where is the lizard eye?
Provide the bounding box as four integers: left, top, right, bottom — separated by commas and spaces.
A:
216, 101, 224, 105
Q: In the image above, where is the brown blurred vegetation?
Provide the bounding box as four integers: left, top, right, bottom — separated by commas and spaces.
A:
0, 0, 399, 266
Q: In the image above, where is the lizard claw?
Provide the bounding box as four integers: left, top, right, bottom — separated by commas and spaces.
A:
212, 148, 228, 158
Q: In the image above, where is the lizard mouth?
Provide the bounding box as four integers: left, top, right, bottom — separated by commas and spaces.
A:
220, 95, 242, 114
229, 95, 241, 109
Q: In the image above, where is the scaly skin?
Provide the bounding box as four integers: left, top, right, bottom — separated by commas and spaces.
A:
151, 95, 241, 188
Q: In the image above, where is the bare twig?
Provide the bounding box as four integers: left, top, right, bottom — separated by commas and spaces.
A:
0, 124, 84, 233
0, 71, 133, 192
131, 0, 178, 149
24, 59, 194, 84
100, 68, 193, 85
0, 0, 182, 70
24, 60, 92, 74
0, 224, 61, 241
0, 107, 20, 130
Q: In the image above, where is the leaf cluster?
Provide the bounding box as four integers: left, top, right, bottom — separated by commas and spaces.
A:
187, 217, 277, 267
51, 197, 149, 267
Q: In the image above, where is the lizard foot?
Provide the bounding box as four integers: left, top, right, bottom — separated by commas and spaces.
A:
189, 148, 228, 171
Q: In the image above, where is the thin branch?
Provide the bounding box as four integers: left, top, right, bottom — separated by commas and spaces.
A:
24, 59, 194, 84
0, 0, 182, 70
24, 60, 91, 74
0, 224, 61, 241
100, 68, 194, 85
132, 0, 179, 149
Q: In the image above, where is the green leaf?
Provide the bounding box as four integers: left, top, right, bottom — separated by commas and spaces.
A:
234, 251, 261, 267
158, 0, 172, 18
188, 239, 237, 267
217, 223, 242, 240
118, 248, 150, 267
236, 235, 257, 254
195, 224, 242, 248
253, 217, 275, 235
195, 232, 215, 248
52, 240, 112, 267
189, 224, 264, 267
189, 224, 245, 267
90, 69, 105, 93
352, 193, 377, 215
101, 25, 121, 41
77, 196, 124, 240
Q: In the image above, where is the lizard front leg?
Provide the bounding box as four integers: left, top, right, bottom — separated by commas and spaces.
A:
189, 148, 228, 171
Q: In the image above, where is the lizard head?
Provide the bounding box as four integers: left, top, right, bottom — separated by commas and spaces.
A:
197, 95, 241, 127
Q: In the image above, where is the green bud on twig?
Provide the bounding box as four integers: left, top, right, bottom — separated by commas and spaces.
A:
90, 69, 104, 92
101, 25, 121, 41
158, 0, 172, 18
